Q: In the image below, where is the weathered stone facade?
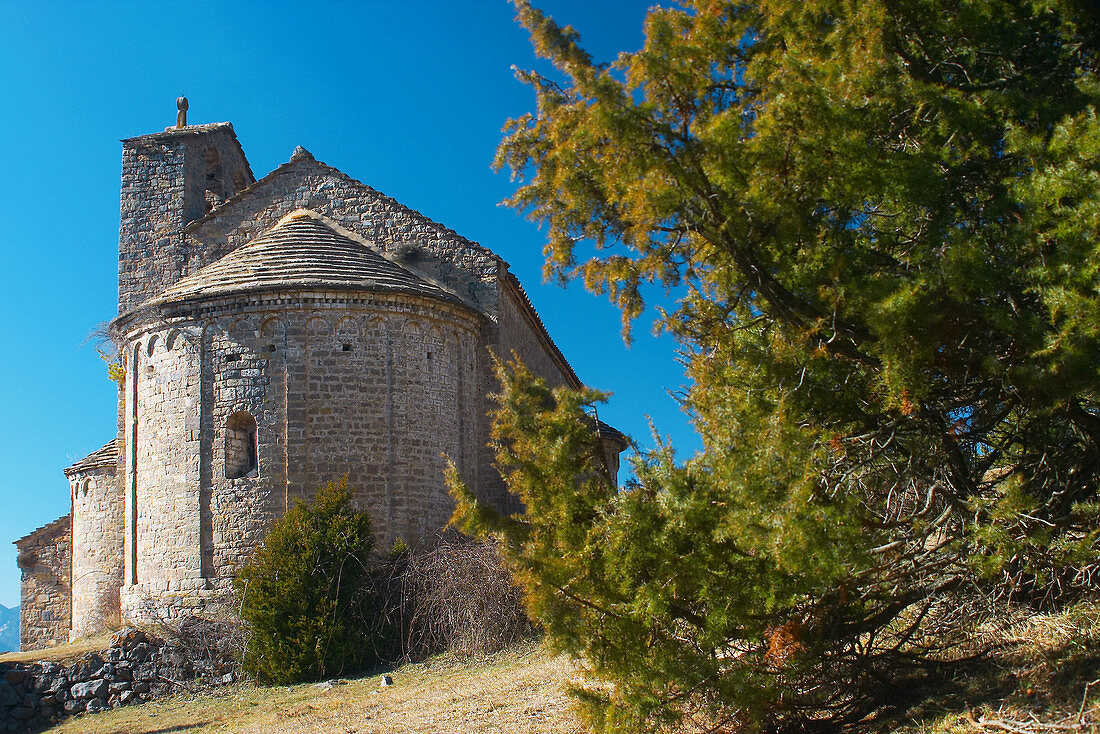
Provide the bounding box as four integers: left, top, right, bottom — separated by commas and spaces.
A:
118, 124, 254, 313
17, 115, 625, 645
15, 517, 72, 651
66, 442, 122, 640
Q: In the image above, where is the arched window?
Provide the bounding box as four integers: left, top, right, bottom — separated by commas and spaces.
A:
225, 411, 258, 479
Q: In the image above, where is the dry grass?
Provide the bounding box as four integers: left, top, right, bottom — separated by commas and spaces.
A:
43, 641, 584, 734
882, 603, 1100, 734
23, 605, 1100, 734
0, 634, 115, 666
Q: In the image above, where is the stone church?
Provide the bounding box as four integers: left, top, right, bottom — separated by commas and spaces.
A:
16, 107, 625, 651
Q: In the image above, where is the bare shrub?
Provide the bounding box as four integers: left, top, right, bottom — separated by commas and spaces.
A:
373, 535, 536, 661
165, 602, 247, 672
133, 592, 246, 678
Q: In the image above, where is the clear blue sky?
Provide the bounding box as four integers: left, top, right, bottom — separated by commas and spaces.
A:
0, 0, 700, 609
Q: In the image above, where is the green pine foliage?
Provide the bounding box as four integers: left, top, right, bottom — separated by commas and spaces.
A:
237, 478, 380, 684
452, 1, 1100, 731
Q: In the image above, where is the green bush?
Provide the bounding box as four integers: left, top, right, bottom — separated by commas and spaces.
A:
237, 477, 380, 684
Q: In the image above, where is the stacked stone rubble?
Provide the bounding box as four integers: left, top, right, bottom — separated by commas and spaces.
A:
0, 629, 236, 732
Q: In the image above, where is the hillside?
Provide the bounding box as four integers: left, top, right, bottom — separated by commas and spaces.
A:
0, 604, 18, 653
24, 602, 1100, 734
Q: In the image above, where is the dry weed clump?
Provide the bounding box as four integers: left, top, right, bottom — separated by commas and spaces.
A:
133, 592, 247, 680
373, 536, 536, 661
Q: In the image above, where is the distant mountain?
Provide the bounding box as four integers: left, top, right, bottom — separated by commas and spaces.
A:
0, 604, 18, 652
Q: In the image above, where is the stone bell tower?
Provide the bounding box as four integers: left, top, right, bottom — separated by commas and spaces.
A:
117, 99, 254, 314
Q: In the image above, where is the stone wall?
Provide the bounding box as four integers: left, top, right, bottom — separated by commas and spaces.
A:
68, 459, 122, 640
118, 124, 252, 313
15, 517, 71, 651
183, 152, 501, 313
497, 275, 577, 391
0, 628, 236, 731
118, 291, 486, 620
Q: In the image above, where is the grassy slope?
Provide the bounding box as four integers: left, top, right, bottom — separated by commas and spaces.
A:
41, 642, 583, 734
0, 634, 116, 667
12, 603, 1100, 734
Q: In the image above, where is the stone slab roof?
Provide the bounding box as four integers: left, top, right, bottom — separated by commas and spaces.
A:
154, 210, 471, 308
14, 515, 71, 550
63, 440, 117, 476
593, 418, 628, 448
122, 121, 235, 143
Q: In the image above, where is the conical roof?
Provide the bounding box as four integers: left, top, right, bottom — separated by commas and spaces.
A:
156, 210, 458, 305
64, 439, 117, 475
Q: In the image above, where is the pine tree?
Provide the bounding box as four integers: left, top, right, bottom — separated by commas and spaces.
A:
452, 1, 1100, 730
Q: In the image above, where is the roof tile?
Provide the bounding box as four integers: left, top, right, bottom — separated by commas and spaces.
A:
64, 440, 117, 475
156, 210, 463, 306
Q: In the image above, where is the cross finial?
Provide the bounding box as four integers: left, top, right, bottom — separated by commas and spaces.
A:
176, 96, 188, 128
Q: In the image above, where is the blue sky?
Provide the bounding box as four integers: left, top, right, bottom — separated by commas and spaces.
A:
0, 0, 700, 608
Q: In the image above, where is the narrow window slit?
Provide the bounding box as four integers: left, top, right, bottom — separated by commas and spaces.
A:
225, 411, 258, 479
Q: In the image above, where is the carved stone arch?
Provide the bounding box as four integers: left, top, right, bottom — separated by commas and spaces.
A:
260, 316, 287, 355
229, 317, 257, 347
401, 318, 425, 359
184, 327, 204, 353
225, 410, 258, 480
80, 478, 90, 498
306, 315, 332, 337
146, 334, 160, 357
306, 316, 333, 366
449, 329, 465, 371
336, 316, 359, 339
164, 329, 180, 352
426, 323, 445, 374
336, 316, 359, 354
260, 316, 287, 339
364, 313, 388, 337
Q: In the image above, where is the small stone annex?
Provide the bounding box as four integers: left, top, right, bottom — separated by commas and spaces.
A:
16, 105, 626, 651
